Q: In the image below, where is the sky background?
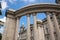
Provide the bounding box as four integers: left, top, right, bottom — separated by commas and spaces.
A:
0, 0, 55, 18
0, 0, 56, 33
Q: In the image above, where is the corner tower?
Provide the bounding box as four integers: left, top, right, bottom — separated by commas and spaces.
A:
20, 23, 25, 33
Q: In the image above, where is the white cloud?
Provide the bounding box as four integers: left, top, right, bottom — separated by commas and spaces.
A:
0, 17, 6, 22
9, 0, 17, 4
21, 0, 36, 3
7, 0, 36, 4
1, 1, 8, 10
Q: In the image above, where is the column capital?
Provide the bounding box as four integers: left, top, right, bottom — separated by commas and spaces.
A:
17, 17, 20, 19
32, 12, 37, 16
52, 12, 56, 15
15, 16, 21, 20
26, 14, 30, 17
45, 12, 50, 15
46, 12, 54, 15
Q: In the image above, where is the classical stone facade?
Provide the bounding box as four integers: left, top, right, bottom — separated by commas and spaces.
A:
42, 13, 60, 40
2, 0, 60, 40
18, 13, 60, 40
18, 20, 45, 40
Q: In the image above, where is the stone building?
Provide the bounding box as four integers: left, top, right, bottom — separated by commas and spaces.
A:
18, 13, 60, 40
43, 13, 60, 40
18, 20, 45, 40
2, 0, 60, 40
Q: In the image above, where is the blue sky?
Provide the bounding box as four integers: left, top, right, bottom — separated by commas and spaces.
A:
0, 0, 55, 18
6, 0, 55, 10
0, 0, 56, 33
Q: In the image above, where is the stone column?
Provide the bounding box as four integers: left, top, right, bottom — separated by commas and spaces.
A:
52, 12, 60, 40
38, 23, 45, 40
26, 14, 31, 40
14, 17, 20, 40
2, 17, 9, 40
46, 12, 55, 40
32, 13, 38, 40
2, 14, 17, 40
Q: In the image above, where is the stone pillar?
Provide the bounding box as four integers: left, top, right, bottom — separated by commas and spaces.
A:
26, 14, 31, 40
38, 23, 45, 40
2, 17, 9, 40
52, 12, 60, 40
32, 13, 38, 40
14, 17, 20, 40
2, 14, 17, 40
46, 12, 55, 40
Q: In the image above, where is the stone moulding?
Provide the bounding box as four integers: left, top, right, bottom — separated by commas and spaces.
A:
5, 3, 60, 17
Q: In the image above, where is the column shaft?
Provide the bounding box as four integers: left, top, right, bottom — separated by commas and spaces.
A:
27, 14, 31, 40
14, 17, 20, 40
52, 12, 60, 40
38, 24, 45, 40
46, 12, 55, 40
33, 13, 38, 40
